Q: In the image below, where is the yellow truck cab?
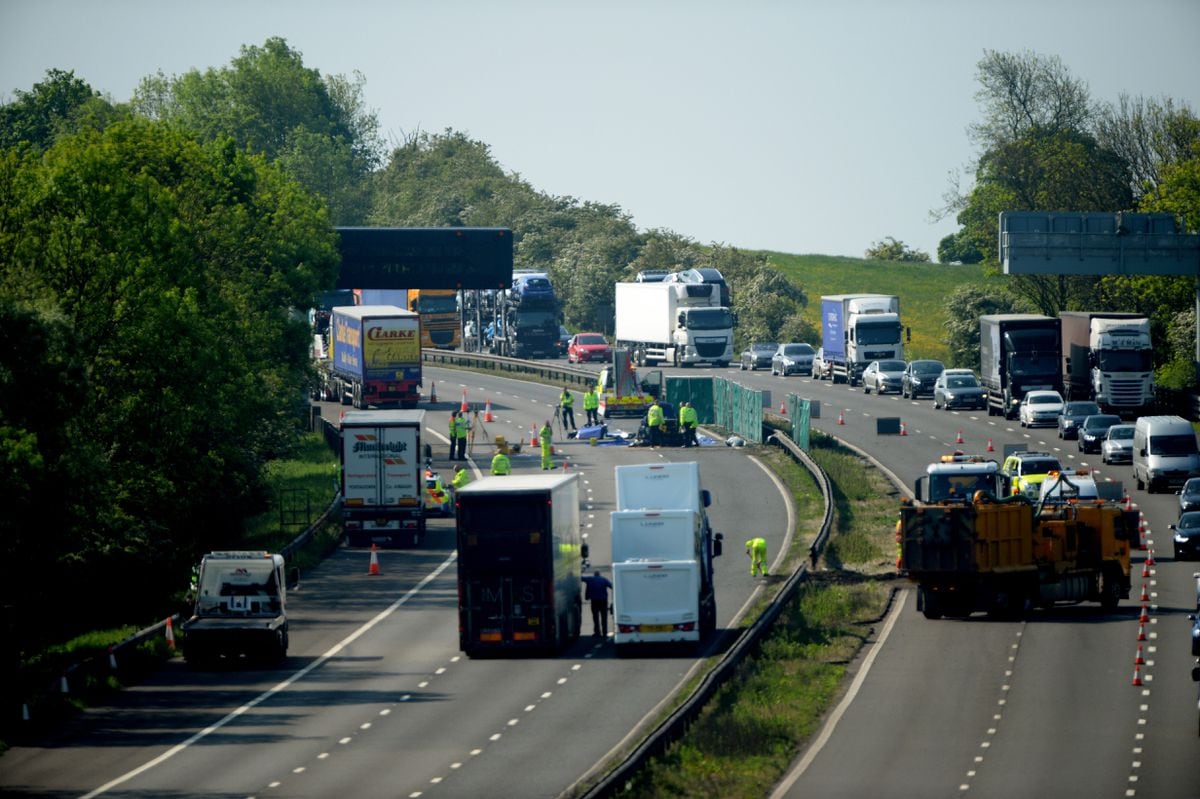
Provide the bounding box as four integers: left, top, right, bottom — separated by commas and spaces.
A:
1001, 451, 1063, 499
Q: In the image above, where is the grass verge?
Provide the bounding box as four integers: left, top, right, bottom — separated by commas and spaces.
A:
613, 430, 899, 798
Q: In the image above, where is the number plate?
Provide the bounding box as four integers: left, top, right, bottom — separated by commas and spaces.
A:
641, 624, 674, 633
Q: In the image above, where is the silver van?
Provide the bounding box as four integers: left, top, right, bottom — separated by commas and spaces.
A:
1132, 415, 1200, 493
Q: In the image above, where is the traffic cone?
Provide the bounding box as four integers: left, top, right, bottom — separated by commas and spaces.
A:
1142, 561, 1151, 578
368, 544, 381, 576
562, 460, 569, 472
986, 438, 994, 452
837, 410, 845, 425
461, 389, 469, 413
1124, 494, 1132, 511
955, 429, 964, 444
1134, 644, 1145, 665
900, 421, 908, 436
1145, 548, 1155, 566
484, 398, 494, 423
1131, 664, 1144, 686
1139, 604, 1150, 623
165, 617, 176, 651
1137, 622, 1147, 641
530, 425, 538, 447
779, 399, 787, 415
429, 381, 438, 404
1140, 583, 1150, 602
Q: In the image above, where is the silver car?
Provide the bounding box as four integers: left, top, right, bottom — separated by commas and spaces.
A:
771, 343, 815, 376
812, 347, 832, 380
933, 371, 987, 410
1100, 424, 1135, 464
862, 359, 906, 395
1018, 390, 1064, 428
740, 342, 778, 371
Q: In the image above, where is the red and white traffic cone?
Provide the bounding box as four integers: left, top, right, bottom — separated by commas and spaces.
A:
900, 421, 908, 436
1134, 644, 1145, 665
1124, 494, 1132, 511
837, 410, 845, 425
164, 617, 176, 651
986, 438, 994, 452
955, 429, 964, 444
484, 398, 494, 423
1137, 622, 1147, 641
460, 389, 469, 413
1139, 604, 1150, 623
1145, 548, 1155, 566
779, 399, 787, 415
368, 544, 381, 576
1140, 583, 1150, 602
1131, 664, 1144, 686
1142, 561, 1151, 578
429, 381, 438, 404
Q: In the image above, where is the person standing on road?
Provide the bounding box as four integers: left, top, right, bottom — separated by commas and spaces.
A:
583, 385, 600, 427
646, 399, 663, 447
539, 419, 554, 470
451, 464, 471, 500
680, 401, 698, 448
745, 537, 768, 577
559, 386, 576, 431
448, 411, 460, 460
581, 570, 613, 638
490, 449, 511, 475
453, 410, 469, 460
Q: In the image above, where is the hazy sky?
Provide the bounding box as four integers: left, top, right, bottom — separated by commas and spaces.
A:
2, 0, 1198, 260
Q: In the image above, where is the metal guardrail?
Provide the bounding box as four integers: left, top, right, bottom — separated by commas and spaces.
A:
578, 427, 834, 798
422, 348, 597, 390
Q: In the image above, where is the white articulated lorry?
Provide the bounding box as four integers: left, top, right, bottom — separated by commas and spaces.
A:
614, 282, 734, 368
610, 462, 723, 651
1059, 311, 1154, 415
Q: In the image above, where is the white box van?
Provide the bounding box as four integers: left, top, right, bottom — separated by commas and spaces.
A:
1132, 415, 1200, 494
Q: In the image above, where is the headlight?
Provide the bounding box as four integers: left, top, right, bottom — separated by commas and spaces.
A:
1063, 420, 1075, 428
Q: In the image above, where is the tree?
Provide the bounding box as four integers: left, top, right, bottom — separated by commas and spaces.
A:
942, 284, 1029, 369
0, 118, 337, 643
864, 237, 930, 262
133, 38, 382, 224
1094, 94, 1200, 201
937, 231, 983, 264
969, 49, 1092, 151
0, 69, 120, 151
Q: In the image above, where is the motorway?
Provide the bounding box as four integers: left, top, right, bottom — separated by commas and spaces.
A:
0, 365, 791, 799
3, 359, 1197, 798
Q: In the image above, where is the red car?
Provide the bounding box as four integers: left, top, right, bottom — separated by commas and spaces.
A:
567, 332, 612, 363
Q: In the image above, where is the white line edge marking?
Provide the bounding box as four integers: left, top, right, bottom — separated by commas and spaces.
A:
769, 589, 904, 799
80, 552, 459, 799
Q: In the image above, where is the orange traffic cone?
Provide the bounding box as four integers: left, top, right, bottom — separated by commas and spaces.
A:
530, 425, 539, 447
460, 389, 469, 413
837, 410, 845, 425
1142, 561, 1151, 578
955, 429, 964, 444
1137, 621, 1147, 641
779, 400, 787, 415
986, 438, 994, 452
1145, 548, 1155, 566
1139, 604, 1150, 623
1124, 494, 1132, 511
368, 544, 381, 576
1131, 664, 1144, 686
562, 459, 569, 471
484, 398, 494, 422
164, 616, 176, 651
1134, 644, 1145, 665
899, 421, 908, 436
1140, 583, 1150, 602
429, 381, 438, 404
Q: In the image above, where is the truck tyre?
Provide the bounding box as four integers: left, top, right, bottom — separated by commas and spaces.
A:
919, 587, 943, 620
1099, 571, 1122, 611
1135, 470, 1145, 491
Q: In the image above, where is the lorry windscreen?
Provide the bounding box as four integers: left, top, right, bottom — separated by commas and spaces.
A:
414, 294, 457, 314
196, 562, 279, 614
685, 309, 733, 330
856, 322, 900, 345
1097, 350, 1152, 372
1009, 353, 1057, 373
514, 312, 555, 329
1005, 329, 1058, 351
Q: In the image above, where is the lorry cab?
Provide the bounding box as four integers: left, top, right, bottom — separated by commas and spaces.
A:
915, 454, 1005, 503
183, 551, 298, 666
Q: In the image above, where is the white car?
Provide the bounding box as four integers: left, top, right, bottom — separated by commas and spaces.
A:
1018, 390, 1064, 428
1101, 424, 1136, 465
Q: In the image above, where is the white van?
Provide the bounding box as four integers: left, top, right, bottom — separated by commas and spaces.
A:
1132, 415, 1200, 494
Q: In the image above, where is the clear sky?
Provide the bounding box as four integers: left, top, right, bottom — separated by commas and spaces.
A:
2, 0, 1197, 260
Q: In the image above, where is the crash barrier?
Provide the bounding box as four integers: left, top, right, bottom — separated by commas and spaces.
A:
782, 395, 814, 451
579, 427, 833, 798
713, 377, 764, 443
421, 348, 596, 390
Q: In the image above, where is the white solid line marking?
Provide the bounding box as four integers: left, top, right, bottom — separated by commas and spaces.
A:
80, 553, 458, 799
339, 737, 351, 745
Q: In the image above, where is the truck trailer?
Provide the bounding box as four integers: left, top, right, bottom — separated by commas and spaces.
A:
979, 314, 1063, 419
319, 305, 422, 409
819, 294, 904, 385
340, 410, 425, 547
611, 463, 722, 650
614, 282, 734, 368
1059, 311, 1154, 415
455, 474, 584, 656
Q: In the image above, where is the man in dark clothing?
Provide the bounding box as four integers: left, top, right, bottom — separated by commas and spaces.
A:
581, 570, 613, 638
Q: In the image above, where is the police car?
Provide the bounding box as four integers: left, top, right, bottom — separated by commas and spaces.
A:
1001, 451, 1063, 499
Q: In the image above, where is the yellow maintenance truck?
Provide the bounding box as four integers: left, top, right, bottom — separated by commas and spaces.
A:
596, 348, 662, 419
902, 458, 1136, 619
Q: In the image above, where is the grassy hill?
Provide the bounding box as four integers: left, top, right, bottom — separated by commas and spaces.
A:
759, 252, 1006, 367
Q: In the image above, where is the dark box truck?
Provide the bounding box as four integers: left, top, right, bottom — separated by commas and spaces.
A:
455, 474, 584, 657
979, 314, 1063, 419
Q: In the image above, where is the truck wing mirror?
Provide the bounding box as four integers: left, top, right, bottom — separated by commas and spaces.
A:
701, 489, 711, 508
713, 533, 723, 557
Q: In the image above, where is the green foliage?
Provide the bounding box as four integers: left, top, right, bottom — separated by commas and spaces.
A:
0, 117, 337, 649
941, 284, 1029, 369
864, 236, 930, 263
1157, 356, 1199, 391
937, 231, 983, 264
0, 69, 118, 151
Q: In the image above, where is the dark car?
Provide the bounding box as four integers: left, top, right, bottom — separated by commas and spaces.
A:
510, 273, 556, 306
1179, 477, 1200, 514
1057, 400, 1101, 440
740, 342, 778, 371
932, 370, 987, 410
901, 360, 944, 399
862, 359, 905, 395
1171, 511, 1200, 560
635, 401, 684, 447
1077, 414, 1122, 453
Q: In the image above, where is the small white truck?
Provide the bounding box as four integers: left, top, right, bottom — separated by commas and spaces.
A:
182, 551, 297, 666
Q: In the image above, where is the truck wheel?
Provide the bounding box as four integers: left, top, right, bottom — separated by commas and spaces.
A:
1099, 573, 1122, 611
918, 586, 943, 620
